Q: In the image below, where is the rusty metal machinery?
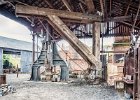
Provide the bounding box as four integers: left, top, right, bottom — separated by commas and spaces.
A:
123, 45, 140, 100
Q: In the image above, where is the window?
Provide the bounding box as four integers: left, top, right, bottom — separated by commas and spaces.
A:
114, 54, 124, 63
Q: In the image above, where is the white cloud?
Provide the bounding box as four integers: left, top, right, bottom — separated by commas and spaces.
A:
0, 14, 32, 42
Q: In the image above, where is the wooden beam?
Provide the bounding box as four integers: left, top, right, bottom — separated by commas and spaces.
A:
106, 15, 133, 22
47, 15, 100, 67
16, 5, 101, 22
124, 0, 131, 16
110, 0, 112, 13
62, 19, 94, 24
44, 0, 53, 8
79, 0, 86, 5
131, 2, 140, 32
16, 14, 95, 24
136, 20, 140, 26
85, 0, 95, 13
79, 3, 85, 13
106, 15, 140, 22
61, 0, 72, 11
100, 0, 104, 16
100, 50, 126, 53
121, 21, 140, 30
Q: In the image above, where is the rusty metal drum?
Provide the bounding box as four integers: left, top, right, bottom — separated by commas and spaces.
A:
0, 75, 6, 85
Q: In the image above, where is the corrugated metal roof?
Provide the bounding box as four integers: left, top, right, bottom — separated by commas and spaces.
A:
0, 36, 32, 51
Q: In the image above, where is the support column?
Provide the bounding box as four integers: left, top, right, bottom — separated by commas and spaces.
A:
92, 22, 101, 77
30, 31, 38, 81
0, 48, 3, 74
32, 32, 35, 64
36, 34, 39, 58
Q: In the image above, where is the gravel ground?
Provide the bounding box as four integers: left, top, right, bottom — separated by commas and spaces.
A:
0, 74, 125, 100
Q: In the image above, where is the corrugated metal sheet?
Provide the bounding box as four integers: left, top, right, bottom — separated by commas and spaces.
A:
20, 51, 32, 73
0, 36, 32, 51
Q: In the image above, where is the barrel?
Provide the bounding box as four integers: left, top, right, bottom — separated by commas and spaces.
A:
0, 75, 6, 85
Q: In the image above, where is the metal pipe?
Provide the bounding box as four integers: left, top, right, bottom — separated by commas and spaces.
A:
37, 34, 38, 58
32, 31, 35, 64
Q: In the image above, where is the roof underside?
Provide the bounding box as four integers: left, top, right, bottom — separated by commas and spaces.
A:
0, 0, 140, 39
0, 36, 33, 51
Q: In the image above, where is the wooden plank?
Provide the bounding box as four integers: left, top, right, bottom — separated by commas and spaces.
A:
47, 15, 100, 67
15, 5, 101, 22
61, 0, 72, 11
85, 0, 95, 13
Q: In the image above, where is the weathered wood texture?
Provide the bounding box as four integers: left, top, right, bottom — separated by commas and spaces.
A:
61, 0, 72, 11
92, 22, 101, 77
85, 0, 95, 13
47, 15, 100, 67
16, 5, 101, 22
92, 22, 100, 61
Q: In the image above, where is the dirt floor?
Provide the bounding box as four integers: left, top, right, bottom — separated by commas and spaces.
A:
0, 74, 125, 100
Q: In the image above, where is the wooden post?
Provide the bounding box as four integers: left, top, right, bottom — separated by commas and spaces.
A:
92, 22, 101, 77
92, 23, 101, 62
17, 64, 19, 78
